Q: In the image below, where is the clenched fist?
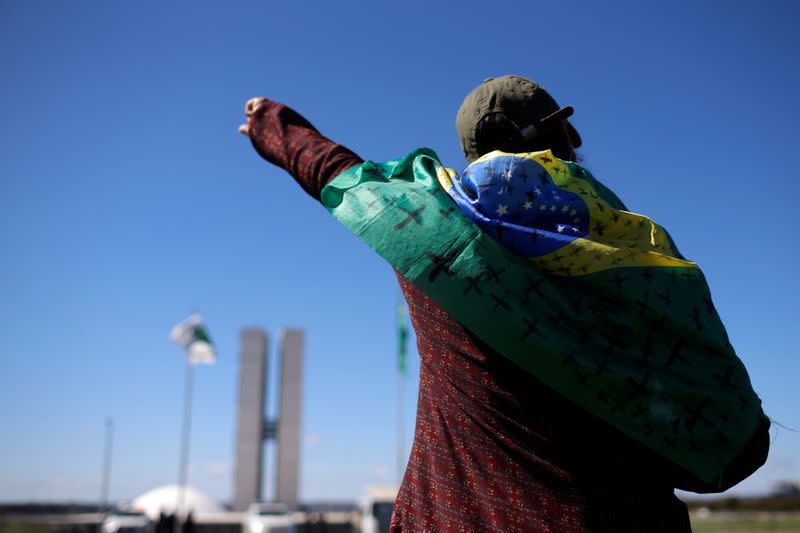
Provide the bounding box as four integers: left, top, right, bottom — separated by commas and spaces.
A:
238, 97, 268, 137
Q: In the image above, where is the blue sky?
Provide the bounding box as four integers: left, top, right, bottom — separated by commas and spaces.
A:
1, 0, 798, 504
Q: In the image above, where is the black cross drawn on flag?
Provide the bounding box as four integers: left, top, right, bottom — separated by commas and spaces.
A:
712, 366, 740, 392
689, 306, 704, 332
684, 397, 714, 433
394, 205, 427, 230
425, 249, 459, 283
463, 274, 483, 296
665, 340, 690, 368
490, 289, 512, 312
522, 277, 545, 305
485, 265, 506, 287
520, 317, 544, 340
438, 207, 456, 219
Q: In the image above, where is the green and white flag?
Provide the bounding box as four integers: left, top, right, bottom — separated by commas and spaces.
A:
396, 299, 408, 376
170, 314, 216, 365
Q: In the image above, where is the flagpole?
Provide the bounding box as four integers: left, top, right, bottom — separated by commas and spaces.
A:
97, 417, 113, 533
397, 367, 403, 485
176, 360, 194, 531
169, 313, 215, 531
396, 296, 407, 486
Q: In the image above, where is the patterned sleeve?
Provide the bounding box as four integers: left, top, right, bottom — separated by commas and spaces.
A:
247, 99, 364, 199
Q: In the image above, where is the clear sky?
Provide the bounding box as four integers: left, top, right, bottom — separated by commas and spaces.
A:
1, 0, 798, 504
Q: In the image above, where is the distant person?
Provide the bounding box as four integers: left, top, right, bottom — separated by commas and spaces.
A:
182, 511, 194, 533
165, 513, 176, 533
155, 511, 168, 533
239, 75, 769, 532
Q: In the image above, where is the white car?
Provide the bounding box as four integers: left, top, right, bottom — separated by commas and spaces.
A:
101, 510, 150, 533
359, 486, 398, 533
245, 502, 296, 533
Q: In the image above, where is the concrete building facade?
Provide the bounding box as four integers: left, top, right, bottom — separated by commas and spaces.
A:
276, 329, 304, 506
232, 328, 268, 511
232, 327, 304, 511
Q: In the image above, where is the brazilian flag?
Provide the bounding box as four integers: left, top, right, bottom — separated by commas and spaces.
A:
320, 148, 766, 490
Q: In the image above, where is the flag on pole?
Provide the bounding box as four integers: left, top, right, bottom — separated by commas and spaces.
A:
170, 314, 216, 365
396, 299, 408, 376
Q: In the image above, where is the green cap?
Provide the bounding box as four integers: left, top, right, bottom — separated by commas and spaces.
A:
456, 75, 582, 162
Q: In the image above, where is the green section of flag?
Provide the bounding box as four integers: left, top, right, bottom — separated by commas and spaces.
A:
397, 299, 408, 376
320, 148, 765, 489
192, 324, 212, 345
170, 314, 216, 365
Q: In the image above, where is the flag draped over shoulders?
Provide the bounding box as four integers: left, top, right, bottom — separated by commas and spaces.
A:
320, 148, 766, 490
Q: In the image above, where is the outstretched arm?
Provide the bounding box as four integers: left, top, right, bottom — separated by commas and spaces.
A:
239, 97, 363, 199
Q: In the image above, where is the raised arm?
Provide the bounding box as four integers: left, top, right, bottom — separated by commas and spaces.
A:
239, 97, 363, 199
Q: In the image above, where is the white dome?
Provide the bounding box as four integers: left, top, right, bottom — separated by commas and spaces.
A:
131, 485, 223, 519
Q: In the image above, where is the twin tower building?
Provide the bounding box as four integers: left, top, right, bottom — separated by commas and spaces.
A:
232, 328, 304, 511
